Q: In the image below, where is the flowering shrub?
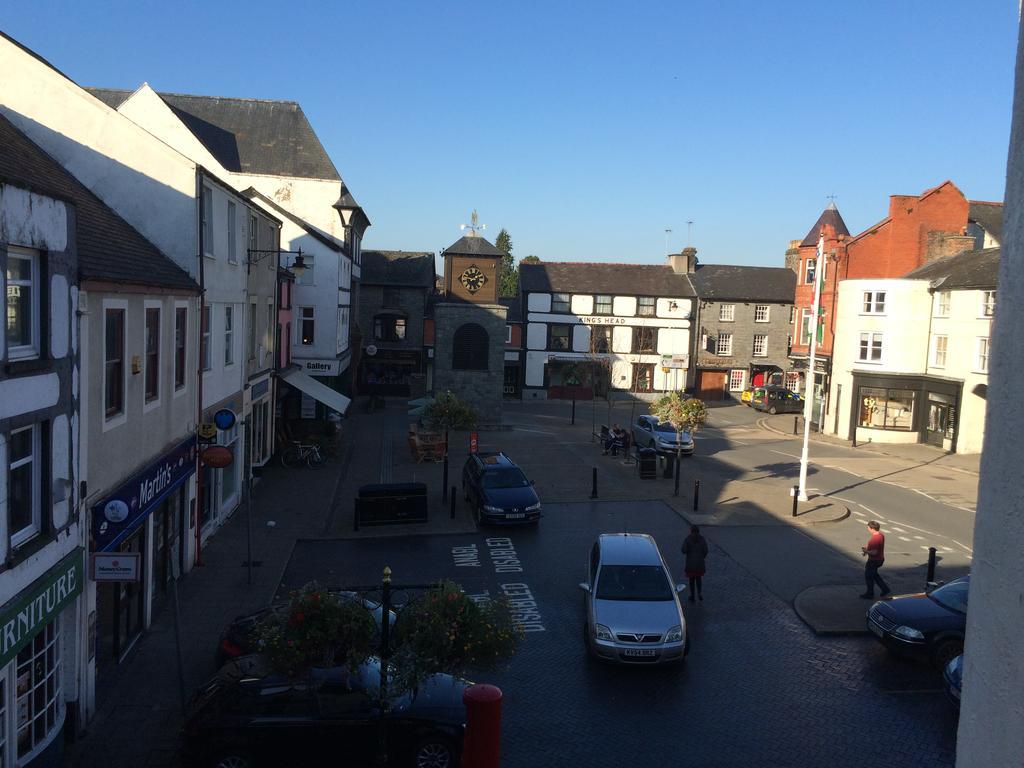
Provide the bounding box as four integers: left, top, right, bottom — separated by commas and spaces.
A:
390, 580, 522, 691
256, 584, 377, 675
423, 390, 478, 431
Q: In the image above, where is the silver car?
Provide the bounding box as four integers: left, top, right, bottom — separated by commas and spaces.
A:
579, 533, 689, 664
632, 415, 695, 455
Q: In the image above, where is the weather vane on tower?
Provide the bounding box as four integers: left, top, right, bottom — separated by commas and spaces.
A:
460, 209, 486, 237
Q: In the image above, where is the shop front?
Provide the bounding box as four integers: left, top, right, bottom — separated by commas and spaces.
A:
850, 373, 962, 451
359, 348, 422, 397
91, 437, 196, 667
198, 396, 242, 537
791, 356, 830, 426
0, 549, 84, 768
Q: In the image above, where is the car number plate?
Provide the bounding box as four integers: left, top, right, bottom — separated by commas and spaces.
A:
505, 512, 525, 519
868, 621, 884, 638
623, 648, 656, 657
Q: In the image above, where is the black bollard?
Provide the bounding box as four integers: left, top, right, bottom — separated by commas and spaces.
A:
926, 547, 937, 584
442, 454, 449, 501
673, 457, 680, 497
693, 479, 700, 512
794, 416, 799, 435
450, 487, 456, 519
791, 485, 799, 517
571, 398, 576, 425
591, 467, 598, 499
663, 453, 674, 479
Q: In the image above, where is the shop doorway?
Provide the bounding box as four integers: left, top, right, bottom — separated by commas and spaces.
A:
698, 371, 727, 400
503, 364, 520, 398
97, 527, 146, 666
925, 400, 950, 447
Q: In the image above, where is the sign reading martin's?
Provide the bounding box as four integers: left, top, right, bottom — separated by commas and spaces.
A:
1, 548, 83, 668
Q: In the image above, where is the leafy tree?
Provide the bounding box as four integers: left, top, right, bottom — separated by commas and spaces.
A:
495, 228, 518, 297
521, 255, 540, 264
423, 390, 478, 431
650, 393, 708, 468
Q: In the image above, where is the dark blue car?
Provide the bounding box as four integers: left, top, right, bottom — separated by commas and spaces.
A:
462, 452, 541, 525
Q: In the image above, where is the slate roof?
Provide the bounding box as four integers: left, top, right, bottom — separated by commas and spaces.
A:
241, 188, 344, 253
0, 113, 198, 292
442, 234, 506, 257
519, 262, 697, 298
968, 202, 1003, 243
690, 264, 796, 303
903, 248, 1000, 290
499, 295, 522, 322
361, 250, 436, 288
800, 203, 850, 247
86, 87, 341, 181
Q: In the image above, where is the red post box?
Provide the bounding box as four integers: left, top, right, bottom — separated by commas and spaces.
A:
461, 683, 502, 768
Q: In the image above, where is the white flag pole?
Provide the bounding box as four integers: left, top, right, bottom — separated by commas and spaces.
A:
798, 233, 825, 501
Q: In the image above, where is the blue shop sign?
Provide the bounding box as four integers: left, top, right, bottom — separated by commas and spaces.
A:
91, 436, 197, 552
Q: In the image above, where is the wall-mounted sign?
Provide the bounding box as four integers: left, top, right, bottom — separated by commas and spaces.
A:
91, 552, 141, 582
294, 358, 342, 377
580, 317, 627, 325
470, 432, 478, 454
91, 436, 197, 552
201, 445, 234, 468
214, 408, 237, 430
661, 354, 689, 369
197, 423, 218, 441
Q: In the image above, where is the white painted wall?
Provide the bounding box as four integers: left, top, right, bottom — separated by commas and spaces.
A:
956, 20, 1024, 763
570, 294, 593, 314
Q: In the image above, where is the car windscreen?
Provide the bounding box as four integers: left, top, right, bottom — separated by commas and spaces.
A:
482, 468, 530, 489
595, 565, 674, 601
653, 422, 685, 435
928, 579, 969, 613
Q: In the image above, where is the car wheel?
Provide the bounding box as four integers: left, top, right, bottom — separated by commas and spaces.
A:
412, 735, 457, 768
932, 638, 963, 671
212, 753, 254, 768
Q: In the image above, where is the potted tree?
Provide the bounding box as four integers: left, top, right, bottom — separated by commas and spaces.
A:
650, 393, 708, 476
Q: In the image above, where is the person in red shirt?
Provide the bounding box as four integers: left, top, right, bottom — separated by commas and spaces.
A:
860, 521, 891, 599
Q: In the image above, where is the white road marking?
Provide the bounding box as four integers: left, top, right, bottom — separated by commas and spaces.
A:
941, 546, 954, 553
951, 539, 974, 554
510, 427, 557, 435
891, 527, 906, 533
898, 536, 911, 542
914, 535, 925, 540
770, 449, 802, 459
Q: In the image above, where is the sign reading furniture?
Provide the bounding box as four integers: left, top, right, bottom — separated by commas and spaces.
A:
0, 548, 84, 668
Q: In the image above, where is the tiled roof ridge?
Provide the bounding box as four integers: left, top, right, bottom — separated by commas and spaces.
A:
968, 199, 1002, 207
522, 261, 673, 268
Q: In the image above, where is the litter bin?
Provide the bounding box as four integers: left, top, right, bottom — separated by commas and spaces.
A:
638, 448, 658, 480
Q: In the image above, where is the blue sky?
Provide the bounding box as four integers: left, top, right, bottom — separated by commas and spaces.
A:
2, 1, 1018, 267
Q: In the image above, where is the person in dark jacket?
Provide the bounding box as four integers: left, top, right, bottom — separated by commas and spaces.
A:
681, 525, 709, 603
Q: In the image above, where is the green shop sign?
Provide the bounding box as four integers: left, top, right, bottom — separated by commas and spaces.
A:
0, 548, 83, 668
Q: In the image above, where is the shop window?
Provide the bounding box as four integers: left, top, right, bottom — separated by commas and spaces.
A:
862, 291, 886, 314
976, 337, 990, 373
145, 307, 160, 403
857, 332, 883, 363
5, 247, 40, 359
551, 293, 570, 313
452, 323, 489, 370
549, 324, 570, 351
785, 372, 801, 393
858, 386, 915, 431
729, 370, 746, 391
753, 334, 768, 357
373, 314, 406, 342
15, 620, 61, 761
719, 304, 735, 322
632, 327, 657, 354
224, 306, 235, 365
175, 307, 188, 390
104, 308, 125, 418
219, 424, 240, 506
7, 424, 41, 548
981, 290, 996, 317
931, 335, 948, 368
935, 291, 951, 317
300, 307, 315, 346
637, 297, 656, 317
754, 305, 770, 322
201, 306, 212, 371
594, 295, 613, 315
716, 332, 732, 356
591, 326, 611, 354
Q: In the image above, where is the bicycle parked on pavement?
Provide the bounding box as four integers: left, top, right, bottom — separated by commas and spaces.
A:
279, 441, 326, 469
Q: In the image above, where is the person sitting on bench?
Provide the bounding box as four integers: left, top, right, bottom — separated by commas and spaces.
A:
603, 425, 626, 455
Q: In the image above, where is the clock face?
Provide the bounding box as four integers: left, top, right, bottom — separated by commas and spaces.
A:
459, 265, 488, 294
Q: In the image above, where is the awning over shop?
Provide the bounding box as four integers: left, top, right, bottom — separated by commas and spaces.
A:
280, 367, 351, 415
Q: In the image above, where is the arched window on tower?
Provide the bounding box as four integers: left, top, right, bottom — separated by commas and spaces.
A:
452, 323, 489, 370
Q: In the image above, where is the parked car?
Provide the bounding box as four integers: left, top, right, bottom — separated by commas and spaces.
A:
751, 385, 804, 415
182, 655, 466, 768
579, 533, 689, 665
943, 653, 963, 710
215, 592, 394, 669
865, 575, 969, 669
740, 388, 755, 405
461, 452, 541, 525
631, 415, 695, 456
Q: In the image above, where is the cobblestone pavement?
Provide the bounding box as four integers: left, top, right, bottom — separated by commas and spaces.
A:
282, 499, 958, 768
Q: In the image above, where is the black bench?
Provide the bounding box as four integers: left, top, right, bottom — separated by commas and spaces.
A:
354, 483, 428, 530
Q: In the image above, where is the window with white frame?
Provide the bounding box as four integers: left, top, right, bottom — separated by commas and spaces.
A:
227, 201, 237, 263
716, 332, 732, 356
202, 186, 214, 256
266, 302, 274, 361
505, 325, 512, 343
728, 369, 746, 391
104, 308, 125, 417
248, 213, 257, 258
7, 423, 41, 548
15, 620, 61, 760
144, 307, 160, 403
857, 332, 883, 363
981, 290, 996, 317
862, 291, 886, 314
174, 307, 188, 390
247, 300, 257, 361
754, 305, 770, 322
719, 304, 735, 322
224, 306, 234, 365
931, 335, 948, 368
753, 334, 768, 357
595, 295, 613, 315
805, 259, 816, 284
976, 337, 990, 373
200, 305, 212, 371
935, 290, 951, 317
5, 246, 41, 359
789, 306, 796, 324
551, 293, 570, 313
300, 307, 315, 345
637, 297, 656, 317
297, 254, 315, 286
799, 309, 813, 345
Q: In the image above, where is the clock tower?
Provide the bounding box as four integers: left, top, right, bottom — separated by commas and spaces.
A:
433, 215, 508, 425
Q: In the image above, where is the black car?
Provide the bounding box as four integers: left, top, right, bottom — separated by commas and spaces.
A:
215, 592, 394, 669
461, 452, 541, 525
865, 575, 969, 669
751, 385, 804, 415
182, 655, 466, 768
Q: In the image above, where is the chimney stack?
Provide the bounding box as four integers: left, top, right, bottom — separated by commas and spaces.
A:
669, 247, 698, 274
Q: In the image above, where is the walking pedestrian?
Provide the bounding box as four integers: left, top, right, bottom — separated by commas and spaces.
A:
681, 525, 708, 603
860, 520, 891, 599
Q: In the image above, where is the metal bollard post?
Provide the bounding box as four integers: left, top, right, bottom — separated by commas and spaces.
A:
673, 460, 680, 497
450, 487, 456, 519
463, 684, 503, 768
926, 547, 937, 584
792, 485, 799, 517
571, 397, 576, 425
663, 453, 674, 479
794, 416, 799, 435
591, 467, 598, 499
693, 479, 700, 512
442, 455, 449, 501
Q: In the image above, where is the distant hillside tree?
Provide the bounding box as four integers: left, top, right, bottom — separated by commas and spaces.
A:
495, 228, 518, 297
